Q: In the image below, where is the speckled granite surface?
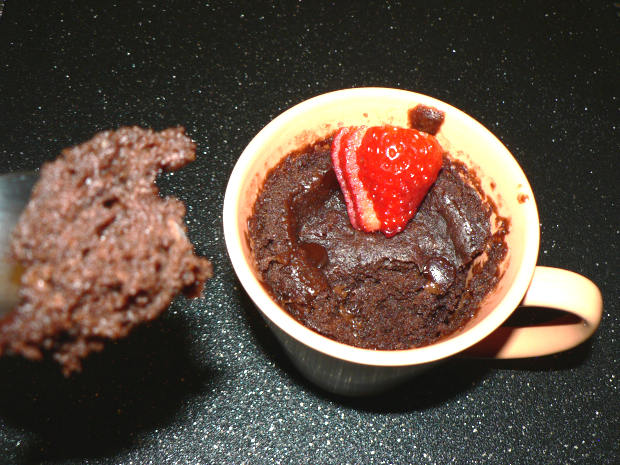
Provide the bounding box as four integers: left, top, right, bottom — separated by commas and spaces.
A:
0, 1, 617, 464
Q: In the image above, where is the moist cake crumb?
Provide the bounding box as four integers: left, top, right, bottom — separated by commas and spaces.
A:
0, 126, 213, 375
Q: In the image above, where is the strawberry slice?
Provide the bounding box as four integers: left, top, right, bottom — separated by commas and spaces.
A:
331, 125, 443, 237
331, 126, 380, 232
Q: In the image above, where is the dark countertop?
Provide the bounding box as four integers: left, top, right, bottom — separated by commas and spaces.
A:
0, 1, 617, 464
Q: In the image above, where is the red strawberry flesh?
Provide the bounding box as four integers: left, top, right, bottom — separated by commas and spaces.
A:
331, 125, 443, 237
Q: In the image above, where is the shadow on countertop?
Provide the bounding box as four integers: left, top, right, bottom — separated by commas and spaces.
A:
335, 341, 593, 414
238, 283, 595, 413
0, 309, 219, 464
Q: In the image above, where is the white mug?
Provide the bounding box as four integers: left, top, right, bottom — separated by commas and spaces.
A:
223, 88, 602, 396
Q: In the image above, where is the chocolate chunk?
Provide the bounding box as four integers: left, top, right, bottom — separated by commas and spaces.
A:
409, 104, 445, 135
423, 256, 456, 292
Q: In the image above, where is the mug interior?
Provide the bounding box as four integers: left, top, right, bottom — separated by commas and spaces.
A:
224, 88, 539, 367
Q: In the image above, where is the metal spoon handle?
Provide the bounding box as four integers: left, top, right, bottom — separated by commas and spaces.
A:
0, 172, 37, 317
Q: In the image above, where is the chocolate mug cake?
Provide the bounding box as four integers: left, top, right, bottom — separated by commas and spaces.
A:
248, 106, 508, 350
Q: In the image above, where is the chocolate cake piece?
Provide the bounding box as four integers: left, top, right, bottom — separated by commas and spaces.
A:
0, 127, 213, 374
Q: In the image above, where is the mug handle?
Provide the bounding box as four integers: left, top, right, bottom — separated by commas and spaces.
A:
463, 266, 603, 358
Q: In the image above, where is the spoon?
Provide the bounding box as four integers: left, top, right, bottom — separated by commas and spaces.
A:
0, 172, 37, 317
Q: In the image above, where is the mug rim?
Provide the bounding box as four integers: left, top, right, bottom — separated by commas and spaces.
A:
223, 87, 540, 367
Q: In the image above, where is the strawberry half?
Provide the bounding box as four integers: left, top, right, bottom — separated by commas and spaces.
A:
331, 125, 443, 237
